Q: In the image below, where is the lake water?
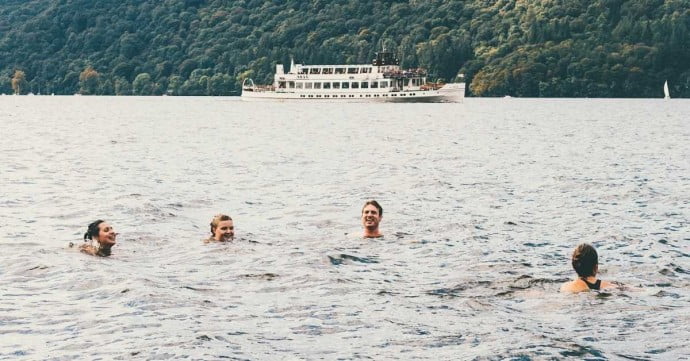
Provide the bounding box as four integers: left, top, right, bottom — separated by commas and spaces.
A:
1, 96, 688, 360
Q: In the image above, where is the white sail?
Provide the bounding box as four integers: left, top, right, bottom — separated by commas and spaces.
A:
664, 80, 670, 99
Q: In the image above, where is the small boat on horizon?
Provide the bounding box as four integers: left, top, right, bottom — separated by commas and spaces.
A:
664, 80, 670, 99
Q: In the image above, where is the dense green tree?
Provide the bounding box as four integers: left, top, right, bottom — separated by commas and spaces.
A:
208, 73, 234, 95
167, 75, 183, 95
114, 77, 132, 95
0, 75, 11, 94
100, 79, 114, 95
132, 73, 153, 95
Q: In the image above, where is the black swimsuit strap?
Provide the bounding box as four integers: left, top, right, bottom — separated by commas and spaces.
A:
580, 277, 601, 290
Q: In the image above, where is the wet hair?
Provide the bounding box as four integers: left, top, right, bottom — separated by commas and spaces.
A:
362, 200, 383, 217
572, 243, 598, 277
84, 220, 105, 241
210, 214, 233, 235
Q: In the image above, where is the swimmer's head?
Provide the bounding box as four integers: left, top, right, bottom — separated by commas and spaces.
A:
361, 200, 383, 218
84, 220, 117, 246
572, 243, 598, 277
210, 214, 234, 241
361, 200, 383, 237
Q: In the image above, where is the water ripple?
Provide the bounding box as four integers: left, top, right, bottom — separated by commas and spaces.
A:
0, 97, 688, 359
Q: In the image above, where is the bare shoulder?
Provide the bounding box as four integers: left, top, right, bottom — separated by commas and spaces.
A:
560, 281, 575, 293
79, 244, 97, 256
560, 280, 587, 293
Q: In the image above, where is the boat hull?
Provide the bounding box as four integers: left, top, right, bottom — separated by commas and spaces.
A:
241, 83, 465, 102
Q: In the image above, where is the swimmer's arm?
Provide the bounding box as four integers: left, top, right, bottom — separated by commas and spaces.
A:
79, 244, 97, 256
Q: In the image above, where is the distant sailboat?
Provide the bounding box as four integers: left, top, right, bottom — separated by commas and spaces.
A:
664, 80, 670, 99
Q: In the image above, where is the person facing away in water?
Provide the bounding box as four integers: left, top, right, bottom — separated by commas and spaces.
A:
80, 220, 117, 257
361, 200, 383, 238
561, 243, 614, 293
205, 214, 234, 243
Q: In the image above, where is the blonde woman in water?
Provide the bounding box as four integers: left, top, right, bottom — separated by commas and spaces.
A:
205, 214, 234, 243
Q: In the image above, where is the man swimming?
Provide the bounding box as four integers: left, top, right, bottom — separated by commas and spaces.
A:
361, 200, 383, 238
561, 243, 614, 292
205, 214, 234, 243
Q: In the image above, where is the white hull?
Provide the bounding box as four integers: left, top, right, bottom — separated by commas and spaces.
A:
242, 83, 465, 102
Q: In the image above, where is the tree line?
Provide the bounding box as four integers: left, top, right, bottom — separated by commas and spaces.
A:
0, 0, 687, 97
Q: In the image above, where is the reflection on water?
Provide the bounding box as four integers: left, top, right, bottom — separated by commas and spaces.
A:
0, 97, 688, 359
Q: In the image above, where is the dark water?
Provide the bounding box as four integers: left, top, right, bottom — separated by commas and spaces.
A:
1, 96, 688, 359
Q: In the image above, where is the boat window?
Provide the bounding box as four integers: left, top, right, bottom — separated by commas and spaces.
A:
314, 82, 321, 89
288, 81, 295, 89
310, 68, 321, 74
371, 81, 378, 88
322, 68, 333, 75
278, 81, 286, 89
296, 82, 303, 89
323, 82, 331, 89
335, 68, 345, 74
361, 81, 369, 89
341, 82, 349, 89
299, 68, 308, 74
332, 82, 340, 89
351, 82, 359, 89
305, 82, 313, 89
347, 67, 358, 74
380, 81, 388, 88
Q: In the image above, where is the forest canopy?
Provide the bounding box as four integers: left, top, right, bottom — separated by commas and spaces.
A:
0, 0, 688, 97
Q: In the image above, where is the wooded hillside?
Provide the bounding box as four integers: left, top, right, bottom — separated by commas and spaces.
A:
0, 0, 687, 97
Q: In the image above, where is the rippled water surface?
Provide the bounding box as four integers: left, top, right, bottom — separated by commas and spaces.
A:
1, 96, 689, 360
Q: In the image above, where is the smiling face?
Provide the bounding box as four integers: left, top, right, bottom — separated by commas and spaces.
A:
213, 219, 235, 241
361, 204, 381, 232
96, 222, 117, 246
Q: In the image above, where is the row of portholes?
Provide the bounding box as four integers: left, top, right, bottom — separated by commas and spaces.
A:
299, 93, 418, 98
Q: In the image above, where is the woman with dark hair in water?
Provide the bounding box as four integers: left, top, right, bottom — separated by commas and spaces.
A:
79, 220, 117, 257
561, 243, 614, 292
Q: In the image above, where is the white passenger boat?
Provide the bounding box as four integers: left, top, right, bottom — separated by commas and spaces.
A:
241, 51, 465, 102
